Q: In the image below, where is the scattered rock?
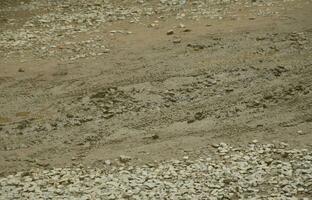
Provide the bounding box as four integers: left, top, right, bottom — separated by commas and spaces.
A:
178, 23, 186, 28
187, 43, 205, 50
0, 143, 311, 199
173, 38, 181, 43
0, 0, 290, 61
16, 120, 30, 130
252, 139, 258, 143
225, 88, 234, 93
104, 160, 112, 166
36, 161, 50, 167
183, 28, 192, 32
119, 155, 132, 163
194, 112, 205, 120
166, 30, 174, 35
271, 66, 288, 77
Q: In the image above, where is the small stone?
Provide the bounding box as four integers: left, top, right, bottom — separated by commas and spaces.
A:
183, 29, 191, 32
18, 68, 25, 72
54, 189, 64, 195
36, 161, 50, 167
225, 88, 234, 93
66, 113, 74, 118
119, 155, 131, 163
173, 38, 181, 44
178, 23, 185, 28
187, 43, 204, 50
149, 23, 158, 28
167, 30, 174, 35
279, 142, 289, 148
151, 134, 159, 140
281, 152, 289, 158
194, 112, 204, 120
104, 160, 112, 165
107, 194, 116, 200
122, 190, 134, 198
103, 49, 110, 53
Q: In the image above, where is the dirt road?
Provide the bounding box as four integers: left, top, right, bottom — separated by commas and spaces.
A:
0, 0, 312, 176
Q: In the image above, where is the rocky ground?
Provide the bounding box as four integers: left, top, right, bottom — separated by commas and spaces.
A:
0, 0, 312, 199
1, 142, 312, 199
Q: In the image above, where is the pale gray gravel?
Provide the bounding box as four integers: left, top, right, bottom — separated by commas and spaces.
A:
0, 0, 285, 61
0, 142, 311, 200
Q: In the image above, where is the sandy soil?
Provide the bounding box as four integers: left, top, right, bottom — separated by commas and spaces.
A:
0, 0, 311, 176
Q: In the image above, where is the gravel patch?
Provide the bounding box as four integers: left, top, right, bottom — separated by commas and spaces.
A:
0, 0, 285, 60
1, 142, 311, 199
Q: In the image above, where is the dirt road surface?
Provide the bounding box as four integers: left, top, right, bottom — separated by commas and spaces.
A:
0, 0, 312, 177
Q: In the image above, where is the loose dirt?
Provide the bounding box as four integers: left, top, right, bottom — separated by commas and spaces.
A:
0, 0, 311, 177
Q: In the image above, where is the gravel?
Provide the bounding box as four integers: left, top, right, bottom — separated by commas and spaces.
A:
1, 142, 311, 199
0, 0, 285, 61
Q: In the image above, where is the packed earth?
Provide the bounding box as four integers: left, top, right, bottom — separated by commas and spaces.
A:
0, 0, 312, 199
